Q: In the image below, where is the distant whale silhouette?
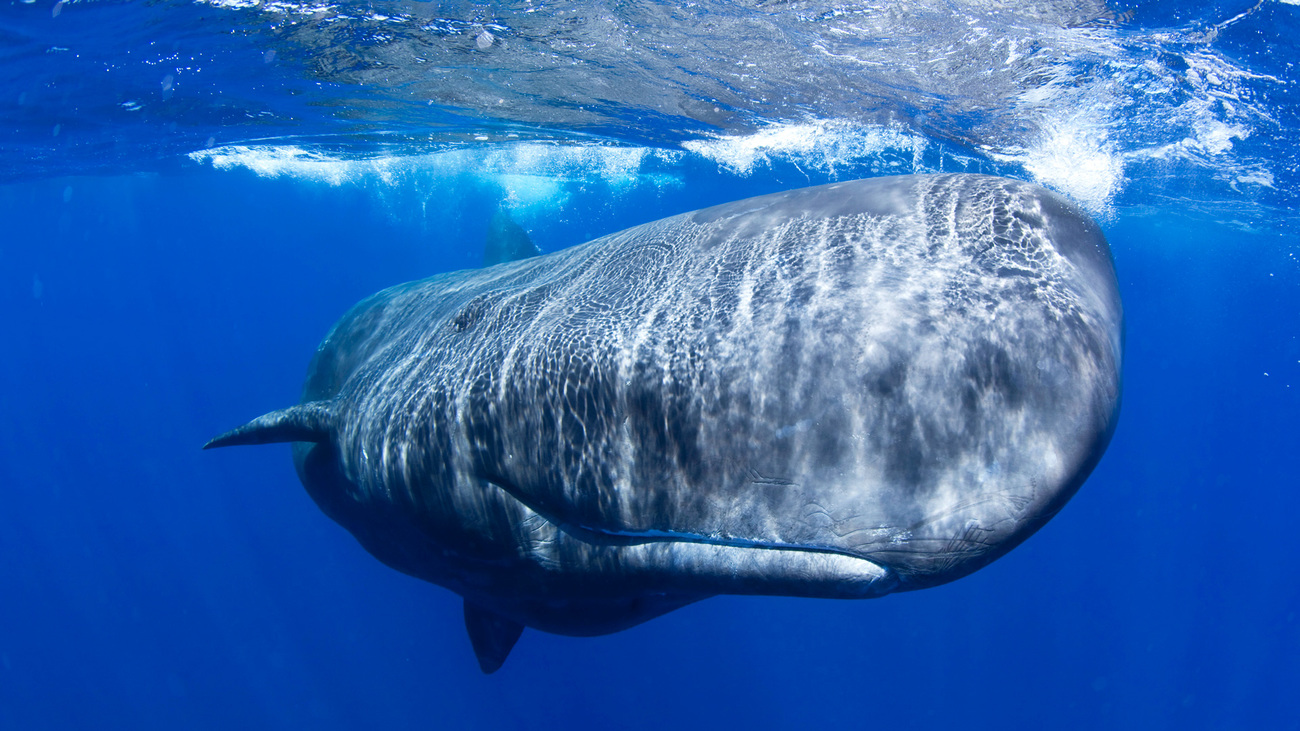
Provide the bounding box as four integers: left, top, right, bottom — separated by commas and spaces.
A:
207, 174, 1123, 673
482, 208, 542, 267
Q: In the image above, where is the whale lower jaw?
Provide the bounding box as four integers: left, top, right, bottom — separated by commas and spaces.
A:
619, 539, 901, 599
468, 534, 899, 641
480, 477, 899, 600
550, 518, 900, 600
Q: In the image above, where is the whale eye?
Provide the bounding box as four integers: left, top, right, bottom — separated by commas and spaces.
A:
453, 295, 490, 332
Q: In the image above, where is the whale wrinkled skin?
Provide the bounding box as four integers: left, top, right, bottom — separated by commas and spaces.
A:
207, 174, 1123, 672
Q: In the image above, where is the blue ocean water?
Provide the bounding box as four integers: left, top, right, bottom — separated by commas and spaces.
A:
2, 1, 1298, 729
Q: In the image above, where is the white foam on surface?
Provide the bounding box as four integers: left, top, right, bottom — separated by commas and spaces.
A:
195, 145, 372, 185
191, 142, 680, 190
1015, 119, 1124, 215
682, 121, 927, 176
194, 123, 931, 191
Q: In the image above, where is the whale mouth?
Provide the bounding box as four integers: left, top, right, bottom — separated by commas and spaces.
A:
576, 522, 902, 599
482, 476, 899, 600
571, 521, 867, 557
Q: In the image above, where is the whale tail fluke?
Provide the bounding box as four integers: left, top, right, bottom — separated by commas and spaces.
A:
203, 400, 336, 449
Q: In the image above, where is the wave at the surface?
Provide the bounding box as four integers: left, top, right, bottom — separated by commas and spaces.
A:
5, 0, 1298, 216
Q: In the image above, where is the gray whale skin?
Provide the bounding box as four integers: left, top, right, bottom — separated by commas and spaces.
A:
207, 174, 1122, 672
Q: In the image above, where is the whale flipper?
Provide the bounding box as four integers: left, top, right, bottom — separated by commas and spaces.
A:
203, 401, 335, 449
463, 600, 524, 674
483, 209, 541, 266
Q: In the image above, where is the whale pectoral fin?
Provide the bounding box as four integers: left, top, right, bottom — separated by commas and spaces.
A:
463, 600, 524, 674
202, 401, 335, 449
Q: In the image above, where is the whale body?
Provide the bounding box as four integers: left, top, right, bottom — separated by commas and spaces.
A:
207, 174, 1123, 672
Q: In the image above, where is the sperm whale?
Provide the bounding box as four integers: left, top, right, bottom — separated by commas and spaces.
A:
207, 174, 1123, 673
